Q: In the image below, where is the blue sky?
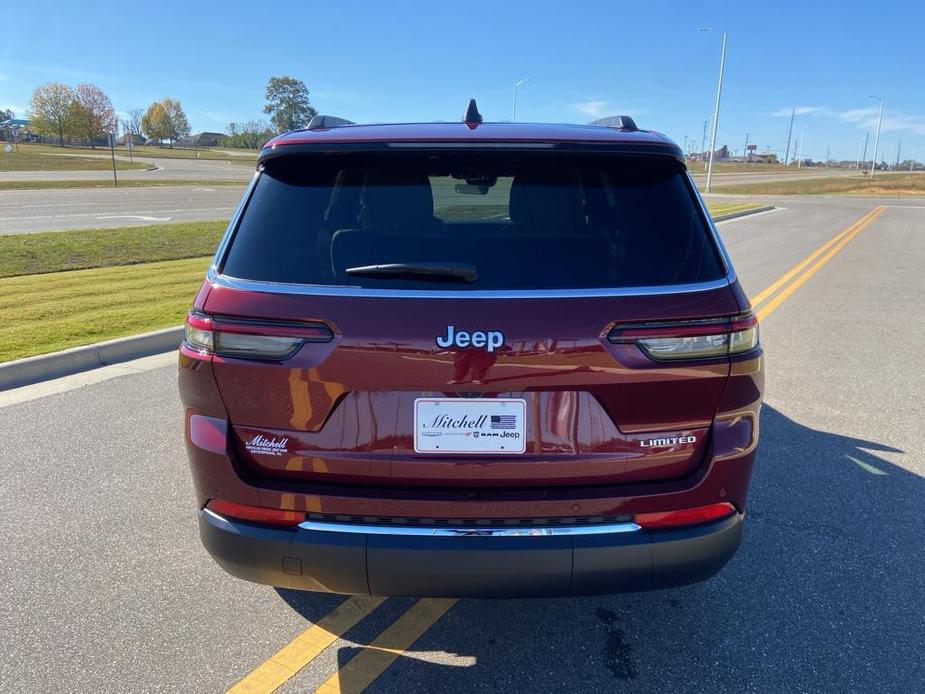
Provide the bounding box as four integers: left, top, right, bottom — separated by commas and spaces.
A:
2, 0, 923, 161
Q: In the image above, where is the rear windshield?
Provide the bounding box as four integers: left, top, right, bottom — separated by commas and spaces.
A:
220, 151, 725, 290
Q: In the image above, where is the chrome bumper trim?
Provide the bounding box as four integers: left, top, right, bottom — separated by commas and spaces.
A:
297, 519, 642, 537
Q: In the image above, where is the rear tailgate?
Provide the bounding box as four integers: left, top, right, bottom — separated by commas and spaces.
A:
204, 283, 737, 488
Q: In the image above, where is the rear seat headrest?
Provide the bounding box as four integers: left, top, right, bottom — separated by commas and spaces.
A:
509, 171, 586, 228
361, 170, 436, 228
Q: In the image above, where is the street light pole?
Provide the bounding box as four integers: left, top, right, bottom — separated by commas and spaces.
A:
512, 79, 528, 122
869, 96, 883, 179
699, 28, 727, 193
797, 127, 805, 168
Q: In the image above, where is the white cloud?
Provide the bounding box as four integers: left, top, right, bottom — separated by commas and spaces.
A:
767, 106, 825, 117
570, 100, 644, 120
572, 99, 610, 118
836, 106, 925, 135
767, 104, 925, 136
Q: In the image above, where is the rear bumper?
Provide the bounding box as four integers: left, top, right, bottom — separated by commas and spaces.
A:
199, 509, 743, 597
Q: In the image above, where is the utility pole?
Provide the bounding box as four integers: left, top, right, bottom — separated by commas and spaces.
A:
825, 145, 830, 168
861, 131, 869, 170
869, 96, 883, 179
744, 132, 750, 160
698, 28, 727, 193
856, 135, 864, 169
701, 119, 708, 167
797, 127, 805, 168
895, 139, 902, 170
784, 107, 795, 165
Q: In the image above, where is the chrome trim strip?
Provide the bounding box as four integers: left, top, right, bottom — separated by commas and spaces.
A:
297, 519, 641, 537
205, 267, 732, 299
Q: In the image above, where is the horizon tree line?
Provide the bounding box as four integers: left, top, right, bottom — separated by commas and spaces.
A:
24, 76, 318, 149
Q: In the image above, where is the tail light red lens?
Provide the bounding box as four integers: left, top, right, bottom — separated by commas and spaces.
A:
185, 311, 333, 360
634, 502, 736, 529
608, 313, 758, 361
205, 499, 305, 527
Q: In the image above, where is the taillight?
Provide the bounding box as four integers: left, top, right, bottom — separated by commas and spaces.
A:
205, 499, 305, 527
608, 313, 758, 361
184, 311, 333, 360
634, 502, 736, 529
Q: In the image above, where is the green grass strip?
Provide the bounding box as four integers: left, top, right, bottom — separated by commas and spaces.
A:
0, 257, 210, 361
0, 221, 228, 278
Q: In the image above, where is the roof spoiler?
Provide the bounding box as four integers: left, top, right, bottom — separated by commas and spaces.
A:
306, 115, 355, 130
589, 115, 639, 131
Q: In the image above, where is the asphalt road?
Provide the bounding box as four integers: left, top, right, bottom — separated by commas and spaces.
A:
0, 165, 864, 235
0, 185, 246, 234
1, 196, 924, 692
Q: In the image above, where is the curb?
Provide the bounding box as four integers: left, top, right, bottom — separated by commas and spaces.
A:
0, 326, 183, 391
712, 205, 775, 222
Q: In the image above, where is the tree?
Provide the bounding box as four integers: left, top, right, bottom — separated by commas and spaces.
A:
141, 98, 190, 146
72, 84, 116, 147
223, 119, 274, 149
28, 82, 77, 146
120, 108, 143, 137
263, 76, 316, 133
0, 108, 12, 122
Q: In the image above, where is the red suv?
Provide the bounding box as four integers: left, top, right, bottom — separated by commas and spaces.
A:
179, 104, 763, 597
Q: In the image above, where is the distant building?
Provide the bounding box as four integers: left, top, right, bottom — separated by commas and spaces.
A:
0, 118, 31, 141
177, 131, 226, 147
116, 132, 145, 146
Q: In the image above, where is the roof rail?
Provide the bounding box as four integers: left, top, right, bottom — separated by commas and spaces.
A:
306, 115, 355, 130
589, 115, 639, 131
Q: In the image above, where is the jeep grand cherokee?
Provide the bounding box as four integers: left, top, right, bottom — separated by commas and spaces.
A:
178, 104, 764, 597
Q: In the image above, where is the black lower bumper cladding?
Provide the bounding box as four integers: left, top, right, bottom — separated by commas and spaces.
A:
199, 510, 743, 598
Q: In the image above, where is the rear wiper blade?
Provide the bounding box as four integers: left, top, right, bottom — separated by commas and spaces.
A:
345, 262, 478, 283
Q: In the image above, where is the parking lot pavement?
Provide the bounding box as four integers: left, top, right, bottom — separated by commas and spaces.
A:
1, 198, 923, 692
0, 185, 246, 234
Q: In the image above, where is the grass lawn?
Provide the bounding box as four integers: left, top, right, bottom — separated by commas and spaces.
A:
15, 142, 258, 161
0, 221, 227, 278
0, 258, 209, 361
707, 201, 764, 217
0, 179, 247, 191
711, 173, 925, 196
0, 149, 153, 172
687, 161, 821, 174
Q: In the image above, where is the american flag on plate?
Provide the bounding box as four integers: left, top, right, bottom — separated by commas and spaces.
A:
490, 415, 517, 430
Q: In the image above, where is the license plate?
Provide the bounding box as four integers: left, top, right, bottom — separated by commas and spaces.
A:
414, 398, 527, 454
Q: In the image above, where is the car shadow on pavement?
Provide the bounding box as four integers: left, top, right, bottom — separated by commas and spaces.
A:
278, 405, 925, 692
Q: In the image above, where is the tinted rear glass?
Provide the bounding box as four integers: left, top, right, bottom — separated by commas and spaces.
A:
221, 151, 725, 290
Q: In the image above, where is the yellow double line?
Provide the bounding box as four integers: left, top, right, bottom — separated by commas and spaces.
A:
229, 596, 456, 693
751, 205, 885, 321
227, 205, 886, 694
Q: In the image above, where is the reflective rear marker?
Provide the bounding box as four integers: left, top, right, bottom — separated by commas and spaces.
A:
226, 595, 385, 694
